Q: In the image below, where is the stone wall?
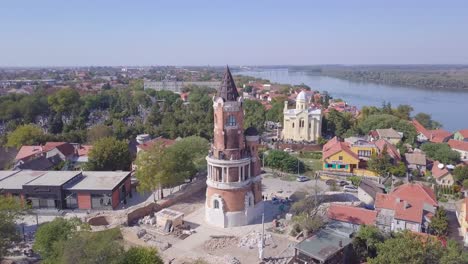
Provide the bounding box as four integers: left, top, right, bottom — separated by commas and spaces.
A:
86, 177, 207, 228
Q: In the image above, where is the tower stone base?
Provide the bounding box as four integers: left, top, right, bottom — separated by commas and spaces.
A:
205, 196, 263, 228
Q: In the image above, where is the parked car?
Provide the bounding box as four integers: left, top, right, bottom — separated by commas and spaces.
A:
339, 180, 349, 186
297, 176, 309, 182
325, 179, 337, 186
343, 185, 358, 193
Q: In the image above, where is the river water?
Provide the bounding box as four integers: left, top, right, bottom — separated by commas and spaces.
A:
236, 69, 468, 132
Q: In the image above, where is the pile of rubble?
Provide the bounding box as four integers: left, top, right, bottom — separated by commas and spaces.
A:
238, 231, 272, 249
138, 215, 156, 226
203, 236, 239, 252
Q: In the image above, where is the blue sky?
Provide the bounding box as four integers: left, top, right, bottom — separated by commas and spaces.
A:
2, 0, 468, 66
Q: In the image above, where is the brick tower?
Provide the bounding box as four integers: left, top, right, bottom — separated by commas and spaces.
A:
205, 66, 263, 228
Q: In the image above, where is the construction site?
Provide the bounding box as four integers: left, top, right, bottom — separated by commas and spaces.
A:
80, 175, 337, 264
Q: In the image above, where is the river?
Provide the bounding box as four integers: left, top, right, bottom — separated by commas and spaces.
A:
236, 69, 468, 132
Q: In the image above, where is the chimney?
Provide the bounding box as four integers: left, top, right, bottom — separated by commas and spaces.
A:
395, 198, 400, 203
339, 240, 343, 247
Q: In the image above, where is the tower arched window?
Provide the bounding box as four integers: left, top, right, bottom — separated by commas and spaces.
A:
214, 199, 220, 209
227, 115, 236, 126
292, 122, 295, 128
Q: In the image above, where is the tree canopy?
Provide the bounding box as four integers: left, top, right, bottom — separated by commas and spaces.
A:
421, 143, 460, 164
86, 137, 131, 171
243, 99, 266, 133
264, 150, 305, 174
415, 112, 441, 129
429, 207, 449, 236
87, 124, 113, 143
34, 218, 164, 264
0, 197, 24, 259
135, 136, 208, 200
48, 88, 81, 114
367, 231, 468, 264
6, 124, 44, 148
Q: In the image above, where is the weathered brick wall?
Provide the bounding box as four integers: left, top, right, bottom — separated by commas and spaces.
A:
126, 179, 207, 224
87, 177, 207, 227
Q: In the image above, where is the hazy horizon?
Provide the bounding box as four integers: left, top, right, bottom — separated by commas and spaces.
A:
2, 0, 468, 66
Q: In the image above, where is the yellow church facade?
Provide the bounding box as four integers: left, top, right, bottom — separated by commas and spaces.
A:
282, 91, 322, 142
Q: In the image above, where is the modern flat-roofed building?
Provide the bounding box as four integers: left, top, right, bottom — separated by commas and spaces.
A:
0, 170, 131, 210
65, 171, 131, 210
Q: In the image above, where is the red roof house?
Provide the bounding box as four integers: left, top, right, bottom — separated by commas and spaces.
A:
136, 137, 176, 152
327, 204, 377, 226
375, 183, 437, 233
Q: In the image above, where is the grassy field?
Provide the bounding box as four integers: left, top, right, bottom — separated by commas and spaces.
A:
292, 151, 323, 177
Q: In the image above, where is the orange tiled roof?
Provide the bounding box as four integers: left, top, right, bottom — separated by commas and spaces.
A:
431, 161, 450, 179
323, 136, 339, 152
448, 139, 468, 152
327, 204, 377, 225
429, 129, 452, 143
137, 137, 176, 151
323, 141, 359, 161
77, 145, 92, 157
374, 139, 401, 161
375, 183, 437, 223
412, 119, 430, 138
392, 183, 438, 206
457, 129, 468, 138
15, 145, 43, 161
43, 142, 67, 152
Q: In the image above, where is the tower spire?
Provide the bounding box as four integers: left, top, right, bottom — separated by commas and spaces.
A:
217, 65, 239, 101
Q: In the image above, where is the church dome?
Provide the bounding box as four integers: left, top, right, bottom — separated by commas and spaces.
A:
296, 91, 307, 101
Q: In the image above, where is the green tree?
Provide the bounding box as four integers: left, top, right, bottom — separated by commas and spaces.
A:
170, 136, 209, 173
33, 217, 86, 261
367, 146, 392, 176
87, 124, 113, 143
121, 247, 164, 264
349, 176, 362, 186
266, 97, 287, 123
129, 79, 144, 91
135, 142, 172, 201
389, 162, 407, 177
453, 165, 468, 183
358, 114, 417, 144
86, 137, 131, 171
415, 112, 441, 129
48, 88, 81, 113
421, 143, 460, 165
394, 104, 414, 120
439, 239, 468, 264
6, 124, 44, 148
368, 232, 427, 264
243, 99, 266, 133
58, 228, 122, 264
265, 150, 305, 173
49, 113, 64, 134
352, 225, 385, 261
324, 109, 351, 137
429, 207, 449, 236
0, 197, 24, 259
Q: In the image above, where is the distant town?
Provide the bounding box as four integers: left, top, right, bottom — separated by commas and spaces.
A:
1, 65, 468, 264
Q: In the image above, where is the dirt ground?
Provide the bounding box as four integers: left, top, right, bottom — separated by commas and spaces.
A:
122, 177, 349, 263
